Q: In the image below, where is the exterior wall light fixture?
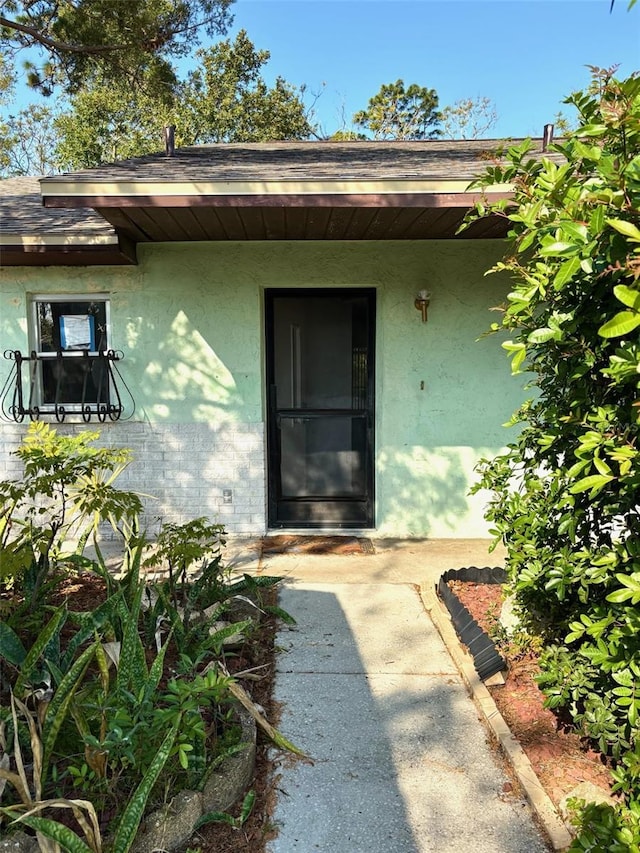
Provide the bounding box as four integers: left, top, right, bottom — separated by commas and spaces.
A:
414, 290, 431, 323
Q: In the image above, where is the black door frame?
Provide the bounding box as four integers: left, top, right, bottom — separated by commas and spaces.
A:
265, 288, 376, 529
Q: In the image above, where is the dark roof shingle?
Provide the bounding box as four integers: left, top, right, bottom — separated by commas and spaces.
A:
0, 176, 116, 236
40, 139, 535, 184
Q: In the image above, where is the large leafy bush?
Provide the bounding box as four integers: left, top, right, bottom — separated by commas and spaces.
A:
467, 68, 640, 846
0, 424, 295, 852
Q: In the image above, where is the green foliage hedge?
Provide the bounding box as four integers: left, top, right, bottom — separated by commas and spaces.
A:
467, 68, 640, 848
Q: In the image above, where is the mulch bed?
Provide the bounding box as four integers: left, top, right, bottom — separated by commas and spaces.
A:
449, 580, 614, 807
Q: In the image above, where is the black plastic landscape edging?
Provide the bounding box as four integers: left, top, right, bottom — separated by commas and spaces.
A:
437, 566, 508, 682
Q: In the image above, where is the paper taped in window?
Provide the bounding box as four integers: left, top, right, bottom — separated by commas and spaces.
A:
60, 315, 96, 350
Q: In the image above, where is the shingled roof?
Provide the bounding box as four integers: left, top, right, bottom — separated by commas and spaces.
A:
2, 139, 557, 266
0, 176, 135, 265
39, 139, 512, 184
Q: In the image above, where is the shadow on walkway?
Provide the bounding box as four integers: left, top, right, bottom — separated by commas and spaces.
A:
268, 583, 550, 853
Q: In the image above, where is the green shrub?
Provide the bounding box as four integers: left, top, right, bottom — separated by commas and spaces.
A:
0, 421, 142, 617
0, 424, 298, 853
467, 66, 640, 841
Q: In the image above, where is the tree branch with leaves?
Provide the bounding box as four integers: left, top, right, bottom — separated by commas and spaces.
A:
45, 30, 312, 171
0, 0, 235, 96
353, 79, 441, 140
441, 96, 497, 139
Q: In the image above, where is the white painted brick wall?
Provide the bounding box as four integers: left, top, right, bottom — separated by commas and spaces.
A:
0, 420, 267, 538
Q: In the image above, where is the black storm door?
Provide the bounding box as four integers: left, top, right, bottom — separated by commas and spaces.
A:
266, 289, 375, 528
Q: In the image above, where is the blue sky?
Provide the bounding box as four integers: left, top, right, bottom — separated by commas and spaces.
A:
225, 0, 639, 137
5, 0, 640, 140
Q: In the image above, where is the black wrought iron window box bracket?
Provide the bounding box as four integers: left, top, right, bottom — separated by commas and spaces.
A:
1, 349, 135, 423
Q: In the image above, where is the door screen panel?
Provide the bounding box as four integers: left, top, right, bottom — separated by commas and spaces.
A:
279, 415, 367, 498
266, 290, 375, 528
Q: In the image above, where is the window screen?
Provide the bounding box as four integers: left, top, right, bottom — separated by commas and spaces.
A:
31, 296, 110, 408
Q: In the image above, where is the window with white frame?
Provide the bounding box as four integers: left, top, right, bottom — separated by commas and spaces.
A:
29, 295, 111, 411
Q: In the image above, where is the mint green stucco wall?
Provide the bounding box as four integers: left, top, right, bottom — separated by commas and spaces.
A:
0, 240, 523, 537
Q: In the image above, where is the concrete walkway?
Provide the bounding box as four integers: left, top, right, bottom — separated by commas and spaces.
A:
226, 538, 552, 853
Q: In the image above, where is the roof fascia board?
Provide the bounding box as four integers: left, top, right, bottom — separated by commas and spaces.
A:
0, 233, 119, 247
0, 233, 137, 265
40, 178, 512, 202
0, 250, 135, 266
42, 189, 512, 210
